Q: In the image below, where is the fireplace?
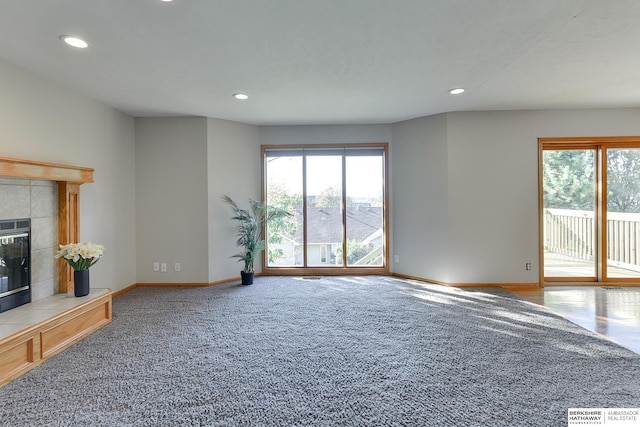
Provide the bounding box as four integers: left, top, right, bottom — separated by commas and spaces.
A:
0, 218, 31, 313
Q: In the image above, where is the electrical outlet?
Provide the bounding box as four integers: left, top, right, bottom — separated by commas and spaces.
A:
174, 263, 181, 272
394, 255, 400, 263
153, 262, 159, 272
525, 262, 532, 271
161, 263, 167, 272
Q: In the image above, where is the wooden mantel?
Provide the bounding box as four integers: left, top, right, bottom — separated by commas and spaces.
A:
0, 157, 112, 388
0, 156, 94, 293
0, 156, 94, 183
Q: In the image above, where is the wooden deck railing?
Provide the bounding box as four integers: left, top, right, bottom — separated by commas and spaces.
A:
607, 211, 640, 270
544, 208, 640, 271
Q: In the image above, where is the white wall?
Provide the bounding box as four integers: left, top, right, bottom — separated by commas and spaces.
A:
259, 124, 392, 146
135, 117, 209, 283
6, 55, 639, 289
392, 107, 640, 285
207, 118, 261, 282
0, 60, 136, 293
134, 117, 262, 285
391, 114, 449, 282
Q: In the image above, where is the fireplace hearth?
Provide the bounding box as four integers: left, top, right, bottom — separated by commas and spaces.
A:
0, 218, 31, 313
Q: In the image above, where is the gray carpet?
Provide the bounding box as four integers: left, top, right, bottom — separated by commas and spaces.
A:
1, 276, 639, 426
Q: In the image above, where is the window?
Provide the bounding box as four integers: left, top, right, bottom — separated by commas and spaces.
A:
262, 143, 388, 275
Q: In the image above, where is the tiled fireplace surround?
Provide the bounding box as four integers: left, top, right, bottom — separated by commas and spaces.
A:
0, 156, 95, 302
0, 177, 58, 302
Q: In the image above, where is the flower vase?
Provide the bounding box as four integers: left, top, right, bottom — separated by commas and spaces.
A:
73, 269, 90, 297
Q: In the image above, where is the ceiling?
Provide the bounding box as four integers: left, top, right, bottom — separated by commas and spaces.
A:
0, 0, 639, 126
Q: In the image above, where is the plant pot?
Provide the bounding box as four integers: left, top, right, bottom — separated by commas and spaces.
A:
240, 271, 254, 285
73, 269, 90, 297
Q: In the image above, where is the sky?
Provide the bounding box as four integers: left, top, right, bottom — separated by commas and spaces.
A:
266, 155, 383, 200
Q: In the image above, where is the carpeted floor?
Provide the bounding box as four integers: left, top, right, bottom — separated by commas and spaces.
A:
1, 276, 639, 426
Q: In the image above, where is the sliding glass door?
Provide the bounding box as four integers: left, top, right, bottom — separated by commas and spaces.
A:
263, 144, 388, 274
540, 138, 640, 284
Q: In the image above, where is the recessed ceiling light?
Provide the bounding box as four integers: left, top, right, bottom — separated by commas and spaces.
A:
448, 88, 465, 95
233, 93, 249, 100
60, 35, 88, 49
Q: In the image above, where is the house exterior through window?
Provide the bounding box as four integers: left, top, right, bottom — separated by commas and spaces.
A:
262, 143, 388, 275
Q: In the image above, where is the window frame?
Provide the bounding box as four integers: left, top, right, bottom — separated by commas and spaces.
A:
539, 136, 640, 285
261, 142, 390, 277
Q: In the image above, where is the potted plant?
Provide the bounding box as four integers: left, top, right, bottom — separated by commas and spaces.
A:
55, 241, 105, 297
222, 195, 291, 285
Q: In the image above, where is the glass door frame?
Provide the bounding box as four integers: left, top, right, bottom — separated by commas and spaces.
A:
261, 142, 389, 276
539, 136, 640, 286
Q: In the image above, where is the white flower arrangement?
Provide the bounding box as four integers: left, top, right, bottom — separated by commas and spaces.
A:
55, 242, 105, 271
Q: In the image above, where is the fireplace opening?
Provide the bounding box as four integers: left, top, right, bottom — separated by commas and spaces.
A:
0, 219, 31, 313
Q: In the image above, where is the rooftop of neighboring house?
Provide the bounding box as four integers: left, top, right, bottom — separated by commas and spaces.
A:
284, 205, 383, 244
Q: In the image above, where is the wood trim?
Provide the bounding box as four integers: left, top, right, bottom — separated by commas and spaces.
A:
40, 297, 111, 359
110, 283, 138, 297
0, 292, 112, 387
0, 335, 37, 387
539, 136, 640, 145
600, 147, 608, 281
382, 144, 390, 271
57, 182, 81, 293
261, 142, 390, 275
391, 273, 541, 289
538, 139, 545, 287
0, 156, 94, 292
0, 156, 94, 183
539, 137, 640, 285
